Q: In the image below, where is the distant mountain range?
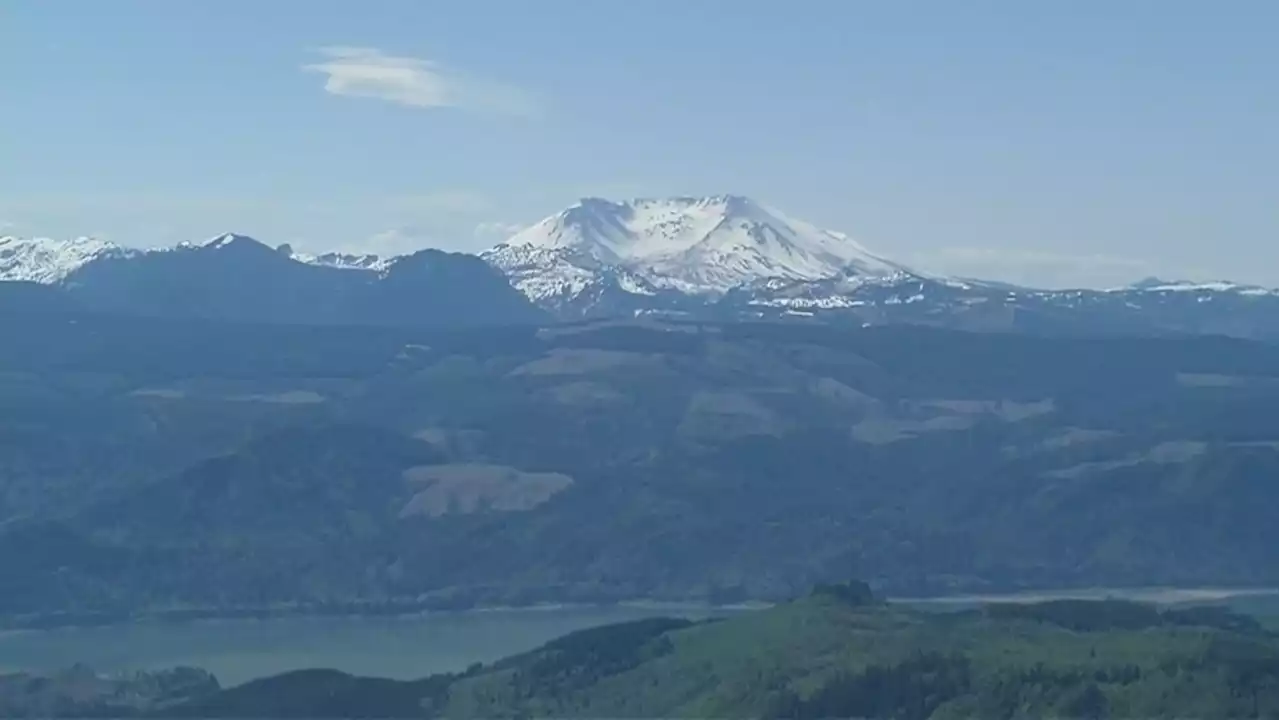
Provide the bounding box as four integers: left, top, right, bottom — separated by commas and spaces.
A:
2, 196, 1275, 337
0, 233, 542, 327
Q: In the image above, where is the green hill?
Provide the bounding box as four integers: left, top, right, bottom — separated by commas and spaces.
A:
168, 589, 1278, 719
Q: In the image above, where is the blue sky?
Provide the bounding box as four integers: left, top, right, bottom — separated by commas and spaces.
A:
3, 0, 1275, 287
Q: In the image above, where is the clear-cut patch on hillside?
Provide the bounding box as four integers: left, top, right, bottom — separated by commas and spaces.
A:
677, 390, 788, 440
544, 380, 627, 407
1043, 441, 1209, 479
399, 464, 574, 518
849, 398, 1056, 444
508, 348, 667, 376
1175, 372, 1277, 388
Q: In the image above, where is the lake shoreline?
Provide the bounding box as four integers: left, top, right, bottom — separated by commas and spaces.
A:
0, 598, 773, 633
2, 584, 1273, 633
891, 585, 1278, 606
0, 604, 745, 686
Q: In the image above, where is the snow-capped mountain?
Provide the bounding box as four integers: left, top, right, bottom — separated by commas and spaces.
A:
0, 235, 135, 283
483, 195, 910, 304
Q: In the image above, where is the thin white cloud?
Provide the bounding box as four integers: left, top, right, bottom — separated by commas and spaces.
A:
911, 246, 1152, 289
303, 47, 539, 117
363, 226, 438, 256
474, 220, 525, 239
921, 246, 1147, 271
382, 191, 492, 216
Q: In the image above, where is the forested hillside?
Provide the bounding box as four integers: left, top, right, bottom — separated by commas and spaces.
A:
0, 311, 1274, 618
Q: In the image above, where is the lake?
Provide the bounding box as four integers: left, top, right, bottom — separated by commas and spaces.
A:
0, 604, 740, 687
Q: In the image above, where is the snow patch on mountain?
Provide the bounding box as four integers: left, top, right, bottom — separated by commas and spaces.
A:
202, 232, 253, 250
0, 235, 134, 283
296, 251, 392, 272
1117, 277, 1277, 297
482, 243, 662, 303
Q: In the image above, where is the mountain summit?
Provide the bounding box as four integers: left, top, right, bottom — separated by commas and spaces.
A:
484, 195, 909, 301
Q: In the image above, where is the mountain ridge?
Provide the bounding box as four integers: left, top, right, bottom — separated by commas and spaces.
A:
3, 196, 1275, 337
3, 232, 546, 328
